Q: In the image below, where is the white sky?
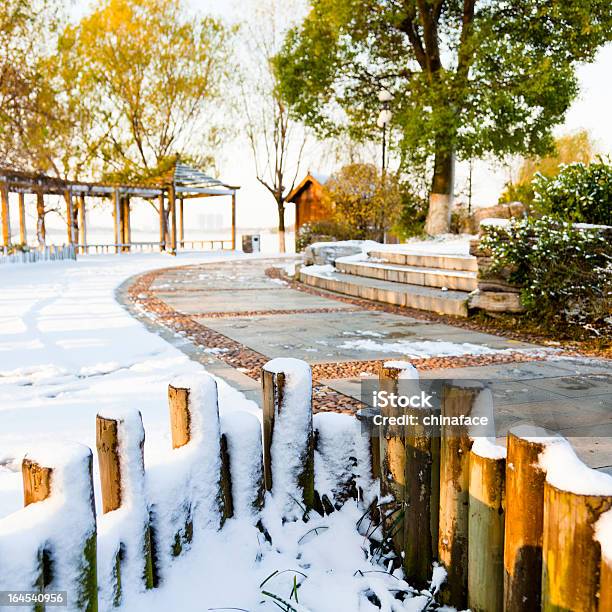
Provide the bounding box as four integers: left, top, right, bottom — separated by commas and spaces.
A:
33, 1, 612, 242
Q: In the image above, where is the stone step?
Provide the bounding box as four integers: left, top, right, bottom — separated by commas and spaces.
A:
367, 250, 478, 273
336, 259, 478, 292
299, 267, 469, 317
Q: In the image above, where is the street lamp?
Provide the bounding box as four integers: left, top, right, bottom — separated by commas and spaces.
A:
377, 89, 393, 174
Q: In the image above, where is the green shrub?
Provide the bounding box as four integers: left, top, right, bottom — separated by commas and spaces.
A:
480, 217, 612, 334
531, 159, 612, 225
393, 184, 427, 239
295, 220, 354, 252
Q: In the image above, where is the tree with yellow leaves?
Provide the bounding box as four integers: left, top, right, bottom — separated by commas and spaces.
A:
62, 0, 232, 182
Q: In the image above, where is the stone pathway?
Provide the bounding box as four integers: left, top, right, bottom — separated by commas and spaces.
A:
119, 257, 612, 474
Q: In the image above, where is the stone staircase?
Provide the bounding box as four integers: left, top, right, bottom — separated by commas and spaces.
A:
299, 249, 478, 317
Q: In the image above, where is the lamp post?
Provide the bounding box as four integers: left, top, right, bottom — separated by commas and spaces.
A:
377, 89, 393, 174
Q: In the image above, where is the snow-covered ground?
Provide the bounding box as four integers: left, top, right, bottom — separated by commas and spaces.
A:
0, 252, 260, 518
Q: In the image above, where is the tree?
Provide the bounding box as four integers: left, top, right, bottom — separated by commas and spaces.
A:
326, 163, 402, 241
0, 0, 91, 244
500, 130, 597, 205
274, 0, 612, 234
240, 0, 308, 253
64, 0, 232, 182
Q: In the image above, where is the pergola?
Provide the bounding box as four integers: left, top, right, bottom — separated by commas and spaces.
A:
0, 161, 239, 255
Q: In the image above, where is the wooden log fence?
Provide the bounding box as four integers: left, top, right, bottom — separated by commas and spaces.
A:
0, 359, 610, 611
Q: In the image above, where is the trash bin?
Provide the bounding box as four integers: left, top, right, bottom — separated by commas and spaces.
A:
242, 234, 261, 253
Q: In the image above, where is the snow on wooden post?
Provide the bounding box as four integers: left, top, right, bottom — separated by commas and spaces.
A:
1, 445, 98, 611
262, 358, 314, 518
598, 510, 612, 611
468, 438, 506, 612
167, 376, 231, 525
503, 427, 551, 612
96, 409, 154, 604
540, 440, 612, 612
222, 412, 265, 518
438, 383, 483, 608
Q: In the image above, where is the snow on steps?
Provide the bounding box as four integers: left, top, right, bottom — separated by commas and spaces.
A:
367, 249, 478, 273
336, 259, 478, 292
299, 265, 470, 316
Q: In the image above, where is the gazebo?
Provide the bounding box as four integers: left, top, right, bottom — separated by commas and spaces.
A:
0, 161, 239, 255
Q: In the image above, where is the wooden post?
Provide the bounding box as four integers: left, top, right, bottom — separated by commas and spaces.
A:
403, 385, 440, 587
64, 189, 75, 245
113, 189, 120, 253
121, 197, 131, 252
96, 416, 122, 514
179, 197, 184, 247
1, 182, 10, 247
96, 411, 154, 593
231, 191, 236, 251
438, 384, 480, 608
468, 447, 506, 612
601, 548, 612, 612
36, 190, 45, 246
18, 192, 26, 245
158, 194, 165, 251
22, 459, 52, 506
261, 360, 315, 513
262, 369, 285, 493
22, 449, 98, 611
167, 379, 233, 524
79, 194, 87, 253
542, 482, 612, 611
503, 430, 550, 611
378, 364, 408, 563
168, 384, 190, 449
169, 184, 177, 255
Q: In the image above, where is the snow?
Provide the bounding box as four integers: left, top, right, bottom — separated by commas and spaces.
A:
0, 252, 259, 519
96, 408, 150, 606
382, 361, 419, 379
596, 510, 612, 564
313, 413, 374, 508
341, 338, 503, 358
539, 437, 612, 496
263, 358, 313, 519
479, 218, 512, 228
221, 411, 264, 519
0, 443, 96, 611
471, 437, 506, 460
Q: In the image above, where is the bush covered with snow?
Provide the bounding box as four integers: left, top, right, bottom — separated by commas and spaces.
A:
480, 216, 612, 335
531, 160, 612, 226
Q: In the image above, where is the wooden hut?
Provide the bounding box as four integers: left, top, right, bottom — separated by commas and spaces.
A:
287, 173, 333, 233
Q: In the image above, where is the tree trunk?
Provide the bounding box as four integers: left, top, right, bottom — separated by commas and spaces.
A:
425, 145, 455, 235
277, 199, 286, 254
36, 191, 46, 247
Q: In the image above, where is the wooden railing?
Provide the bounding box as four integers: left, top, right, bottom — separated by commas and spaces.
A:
0, 244, 77, 264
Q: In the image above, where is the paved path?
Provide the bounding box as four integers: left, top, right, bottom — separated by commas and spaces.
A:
120, 257, 612, 474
